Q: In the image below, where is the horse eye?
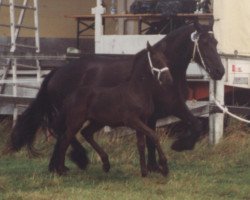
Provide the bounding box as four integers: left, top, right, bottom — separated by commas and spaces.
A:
202, 38, 209, 44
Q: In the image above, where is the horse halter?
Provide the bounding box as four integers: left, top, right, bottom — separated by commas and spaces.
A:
147, 51, 169, 81
190, 31, 213, 74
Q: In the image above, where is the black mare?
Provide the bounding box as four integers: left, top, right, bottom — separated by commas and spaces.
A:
6, 22, 225, 176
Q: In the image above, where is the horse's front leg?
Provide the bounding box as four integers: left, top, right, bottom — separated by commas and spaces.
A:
136, 132, 147, 177
69, 137, 89, 170
171, 101, 203, 152
81, 122, 110, 173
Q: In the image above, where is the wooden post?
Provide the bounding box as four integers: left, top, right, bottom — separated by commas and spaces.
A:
92, 0, 106, 53
209, 78, 225, 145
117, 0, 126, 34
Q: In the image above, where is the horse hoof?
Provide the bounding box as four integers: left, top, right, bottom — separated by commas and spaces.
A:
63, 166, 70, 172
69, 149, 89, 170
57, 166, 70, 176
49, 163, 56, 173
102, 162, 110, 173
171, 139, 195, 152
160, 167, 169, 177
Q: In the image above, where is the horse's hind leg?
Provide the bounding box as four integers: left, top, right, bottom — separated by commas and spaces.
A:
81, 122, 110, 172
136, 132, 147, 177
48, 117, 69, 173
69, 137, 89, 170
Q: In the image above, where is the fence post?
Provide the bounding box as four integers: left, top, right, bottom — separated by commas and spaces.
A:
92, 0, 106, 53
209, 78, 225, 145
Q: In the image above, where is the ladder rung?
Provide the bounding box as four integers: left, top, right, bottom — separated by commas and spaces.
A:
0, 62, 8, 66
14, 4, 36, 10
0, 23, 10, 28
15, 43, 37, 49
16, 104, 29, 108
0, 3, 10, 7
0, 43, 11, 48
16, 64, 38, 69
0, 3, 36, 10
15, 24, 37, 30
16, 84, 39, 90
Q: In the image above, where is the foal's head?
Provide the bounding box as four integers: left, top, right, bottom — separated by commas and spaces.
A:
191, 21, 225, 80
147, 42, 173, 85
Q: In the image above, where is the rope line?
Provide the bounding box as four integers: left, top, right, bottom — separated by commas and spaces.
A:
214, 99, 250, 124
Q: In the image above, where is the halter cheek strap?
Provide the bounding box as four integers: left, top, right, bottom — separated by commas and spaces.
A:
147, 52, 169, 81
191, 31, 214, 74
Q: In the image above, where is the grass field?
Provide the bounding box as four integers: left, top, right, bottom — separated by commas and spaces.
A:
0, 118, 250, 200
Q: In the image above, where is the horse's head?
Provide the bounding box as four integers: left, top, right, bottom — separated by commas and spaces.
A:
192, 21, 225, 80
146, 42, 173, 85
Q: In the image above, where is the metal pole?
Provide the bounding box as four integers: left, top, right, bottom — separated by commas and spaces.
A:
33, 0, 40, 53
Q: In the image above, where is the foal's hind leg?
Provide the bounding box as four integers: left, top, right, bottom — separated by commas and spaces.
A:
81, 122, 110, 172
136, 132, 147, 177
146, 118, 161, 173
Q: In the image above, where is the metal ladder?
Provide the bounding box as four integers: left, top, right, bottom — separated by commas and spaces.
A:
0, 0, 41, 122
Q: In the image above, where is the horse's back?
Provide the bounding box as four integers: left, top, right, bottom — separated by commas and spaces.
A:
46, 54, 135, 103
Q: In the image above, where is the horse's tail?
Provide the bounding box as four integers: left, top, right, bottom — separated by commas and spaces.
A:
5, 70, 56, 156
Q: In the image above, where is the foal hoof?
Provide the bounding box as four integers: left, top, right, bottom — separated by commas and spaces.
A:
159, 161, 169, 177
141, 170, 148, 177
102, 162, 110, 173
147, 163, 161, 173
171, 138, 195, 152
160, 167, 169, 177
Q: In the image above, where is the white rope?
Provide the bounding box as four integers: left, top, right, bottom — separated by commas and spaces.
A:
147, 52, 169, 80
213, 99, 250, 124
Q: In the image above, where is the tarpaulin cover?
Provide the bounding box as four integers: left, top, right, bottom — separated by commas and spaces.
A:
213, 0, 250, 56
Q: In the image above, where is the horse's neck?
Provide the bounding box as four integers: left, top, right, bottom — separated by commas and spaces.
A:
166, 27, 194, 98
170, 35, 193, 71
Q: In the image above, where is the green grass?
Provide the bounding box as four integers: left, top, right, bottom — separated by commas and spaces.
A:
0, 119, 250, 200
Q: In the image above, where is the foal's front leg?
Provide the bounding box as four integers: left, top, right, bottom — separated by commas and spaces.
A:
129, 118, 169, 177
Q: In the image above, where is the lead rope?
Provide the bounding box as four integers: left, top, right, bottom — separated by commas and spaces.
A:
213, 98, 250, 124
147, 52, 169, 80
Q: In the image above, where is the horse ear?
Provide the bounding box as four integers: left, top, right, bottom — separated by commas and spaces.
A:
194, 19, 202, 33
147, 41, 153, 53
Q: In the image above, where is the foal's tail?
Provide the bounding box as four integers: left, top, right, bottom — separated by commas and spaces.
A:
5, 70, 56, 156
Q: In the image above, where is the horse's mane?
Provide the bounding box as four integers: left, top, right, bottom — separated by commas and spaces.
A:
124, 48, 148, 82
155, 23, 194, 48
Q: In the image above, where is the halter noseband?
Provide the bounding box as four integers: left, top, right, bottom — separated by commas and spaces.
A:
191, 31, 213, 74
147, 51, 169, 81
